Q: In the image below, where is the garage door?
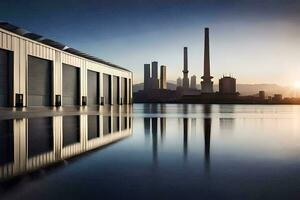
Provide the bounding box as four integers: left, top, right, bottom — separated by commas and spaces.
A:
113, 76, 119, 105
63, 64, 80, 106
103, 74, 111, 105
121, 78, 127, 104
0, 49, 13, 107
28, 56, 52, 106
87, 70, 99, 105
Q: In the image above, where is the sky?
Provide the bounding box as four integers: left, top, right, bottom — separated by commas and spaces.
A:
0, 0, 300, 86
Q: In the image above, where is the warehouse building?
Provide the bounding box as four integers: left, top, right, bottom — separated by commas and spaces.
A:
0, 22, 132, 108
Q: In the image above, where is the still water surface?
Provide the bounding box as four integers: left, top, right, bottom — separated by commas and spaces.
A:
1, 104, 300, 200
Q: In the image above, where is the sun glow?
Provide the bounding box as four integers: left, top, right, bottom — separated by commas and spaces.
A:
294, 81, 300, 89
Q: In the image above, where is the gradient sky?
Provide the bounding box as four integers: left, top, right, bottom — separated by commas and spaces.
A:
1, 0, 300, 85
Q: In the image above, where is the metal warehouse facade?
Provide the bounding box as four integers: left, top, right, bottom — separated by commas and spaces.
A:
0, 22, 132, 108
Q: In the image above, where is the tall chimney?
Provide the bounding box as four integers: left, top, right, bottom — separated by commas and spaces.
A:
182, 47, 189, 89
201, 28, 213, 93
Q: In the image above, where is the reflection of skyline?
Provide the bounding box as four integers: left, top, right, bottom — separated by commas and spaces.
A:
0, 110, 132, 180
143, 114, 212, 171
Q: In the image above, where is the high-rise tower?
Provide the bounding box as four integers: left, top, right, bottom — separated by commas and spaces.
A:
201, 28, 213, 93
160, 65, 167, 89
151, 61, 159, 89
144, 64, 151, 90
182, 47, 189, 89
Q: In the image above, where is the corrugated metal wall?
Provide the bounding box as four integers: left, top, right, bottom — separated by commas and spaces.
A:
0, 28, 132, 107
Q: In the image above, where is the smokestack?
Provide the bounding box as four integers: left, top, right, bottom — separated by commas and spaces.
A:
204, 28, 210, 77
182, 47, 189, 89
184, 47, 188, 71
201, 28, 213, 93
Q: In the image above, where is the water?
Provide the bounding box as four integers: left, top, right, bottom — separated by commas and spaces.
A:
1, 104, 300, 200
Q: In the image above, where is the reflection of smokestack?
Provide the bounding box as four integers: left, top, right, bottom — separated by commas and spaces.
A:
204, 118, 211, 173
182, 47, 189, 89
183, 118, 188, 160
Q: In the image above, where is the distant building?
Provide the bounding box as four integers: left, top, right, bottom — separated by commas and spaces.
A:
219, 76, 236, 94
182, 47, 189, 89
273, 94, 283, 102
144, 64, 151, 90
191, 75, 197, 89
160, 65, 167, 89
177, 77, 182, 87
151, 61, 159, 89
259, 91, 265, 100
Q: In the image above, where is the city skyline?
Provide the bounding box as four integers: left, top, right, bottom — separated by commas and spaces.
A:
1, 0, 300, 87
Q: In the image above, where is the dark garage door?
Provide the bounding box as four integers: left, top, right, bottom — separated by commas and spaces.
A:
121, 78, 127, 104
113, 76, 119, 105
87, 70, 99, 105
63, 64, 80, 106
28, 117, 53, 158
0, 49, 13, 107
28, 56, 52, 106
103, 74, 111, 105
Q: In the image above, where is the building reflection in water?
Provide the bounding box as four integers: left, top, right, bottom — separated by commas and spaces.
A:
183, 118, 188, 161
160, 118, 166, 144
0, 106, 132, 180
152, 118, 158, 163
219, 118, 235, 131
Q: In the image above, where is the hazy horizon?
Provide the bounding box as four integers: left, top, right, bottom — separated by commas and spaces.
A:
1, 0, 300, 87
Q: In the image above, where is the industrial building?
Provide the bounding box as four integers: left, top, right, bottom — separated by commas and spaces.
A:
219, 76, 236, 94
0, 22, 132, 108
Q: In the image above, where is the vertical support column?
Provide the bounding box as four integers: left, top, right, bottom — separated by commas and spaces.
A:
80, 60, 87, 105
99, 72, 102, 105
54, 116, 62, 160
126, 77, 130, 105
99, 114, 103, 138
81, 115, 87, 151
110, 75, 114, 105
118, 76, 120, 105
54, 51, 62, 106
19, 118, 27, 172
12, 37, 20, 107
